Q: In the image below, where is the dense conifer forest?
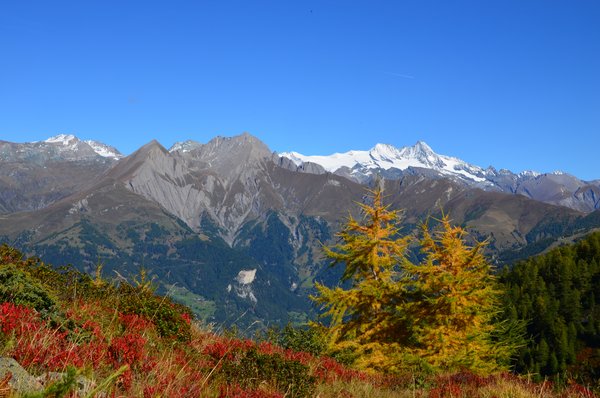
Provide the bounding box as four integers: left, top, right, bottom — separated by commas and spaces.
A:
500, 231, 600, 386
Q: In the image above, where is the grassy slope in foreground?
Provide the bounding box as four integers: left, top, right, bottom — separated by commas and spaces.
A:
0, 244, 597, 397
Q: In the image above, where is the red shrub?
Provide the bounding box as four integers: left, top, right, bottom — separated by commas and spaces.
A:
428, 382, 463, 398
203, 337, 254, 362
119, 313, 154, 333
560, 384, 597, 398
109, 333, 147, 367
203, 340, 232, 360
257, 341, 282, 356
219, 384, 284, 398
283, 348, 313, 365
313, 356, 367, 383
0, 302, 35, 334
81, 319, 104, 339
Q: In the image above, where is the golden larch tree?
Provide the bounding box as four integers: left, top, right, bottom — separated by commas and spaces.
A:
312, 186, 512, 374
311, 185, 413, 372
403, 216, 510, 373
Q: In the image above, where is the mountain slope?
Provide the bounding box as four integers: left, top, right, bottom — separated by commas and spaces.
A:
0, 135, 120, 213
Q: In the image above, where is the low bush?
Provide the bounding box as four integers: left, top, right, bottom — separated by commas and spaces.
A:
116, 283, 192, 342
0, 264, 56, 314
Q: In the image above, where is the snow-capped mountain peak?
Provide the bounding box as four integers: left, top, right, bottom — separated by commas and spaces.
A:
44, 134, 78, 145
280, 141, 488, 184
84, 140, 123, 159
40, 134, 122, 159
518, 170, 541, 178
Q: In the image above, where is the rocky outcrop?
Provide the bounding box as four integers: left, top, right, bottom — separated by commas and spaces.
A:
0, 357, 97, 397
0, 357, 43, 395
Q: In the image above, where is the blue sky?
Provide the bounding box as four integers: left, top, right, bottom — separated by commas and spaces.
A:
1, 1, 599, 179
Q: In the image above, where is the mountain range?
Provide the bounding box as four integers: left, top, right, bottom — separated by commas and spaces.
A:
280, 141, 600, 213
1, 133, 599, 329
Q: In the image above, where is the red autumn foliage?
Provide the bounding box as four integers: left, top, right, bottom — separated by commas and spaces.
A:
219, 384, 284, 398
108, 333, 147, 367
119, 313, 155, 333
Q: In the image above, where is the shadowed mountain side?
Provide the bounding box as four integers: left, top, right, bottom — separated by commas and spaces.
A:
381, 177, 590, 261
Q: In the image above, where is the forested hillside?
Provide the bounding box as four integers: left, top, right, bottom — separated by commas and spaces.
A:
501, 232, 600, 386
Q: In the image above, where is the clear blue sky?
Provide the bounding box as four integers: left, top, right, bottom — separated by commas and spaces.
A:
1, 1, 599, 179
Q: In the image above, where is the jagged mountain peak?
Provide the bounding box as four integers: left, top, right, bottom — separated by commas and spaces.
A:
280, 140, 487, 183
84, 140, 123, 159
370, 143, 400, 159
397, 140, 436, 159
169, 140, 202, 153
205, 132, 270, 153
170, 133, 271, 158
39, 134, 122, 159
519, 170, 541, 178
414, 140, 433, 152
125, 139, 169, 162
142, 139, 167, 150
183, 133, 273, 171
44, 134, 78, 144
0, 134, 118, 162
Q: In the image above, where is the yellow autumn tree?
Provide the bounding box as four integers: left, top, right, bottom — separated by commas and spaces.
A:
312, 186, 512, 374
403, 216, 510, 373
311, 185, 413, 372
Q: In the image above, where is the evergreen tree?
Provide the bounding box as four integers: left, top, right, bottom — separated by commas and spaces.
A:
500, 231, 600, 383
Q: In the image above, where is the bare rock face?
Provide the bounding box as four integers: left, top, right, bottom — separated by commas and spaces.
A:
109, 140, 215, 231
37, 371, 96, 396
113, 134, 289, 243
0, 357, 43, 395
510, 173, 600, 213
273, 154, 327, 175
573, 185, 600, 211
177, 132, 273, 178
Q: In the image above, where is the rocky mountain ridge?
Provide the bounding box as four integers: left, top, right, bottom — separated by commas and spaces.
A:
1, 132, 599, 328
0, 135, 120, 214
281, 141, 600, 212
4, 133, 598, 213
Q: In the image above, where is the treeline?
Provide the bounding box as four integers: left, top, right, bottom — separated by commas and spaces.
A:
500, 231, 600, 385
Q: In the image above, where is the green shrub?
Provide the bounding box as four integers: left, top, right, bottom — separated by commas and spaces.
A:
116, 283, 192, 341
219, 347, 316, 397
265, 323, 326, 357
0, 263, 56, 314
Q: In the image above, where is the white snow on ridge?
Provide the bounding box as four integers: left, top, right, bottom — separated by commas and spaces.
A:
169, 140, 203, 153
519, 170, 541, 178
44, 134, 77, 145
281, 141, 487, 182
84, 140, 123, 159
281, 150, 372, 171
42, 134, 122, 159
